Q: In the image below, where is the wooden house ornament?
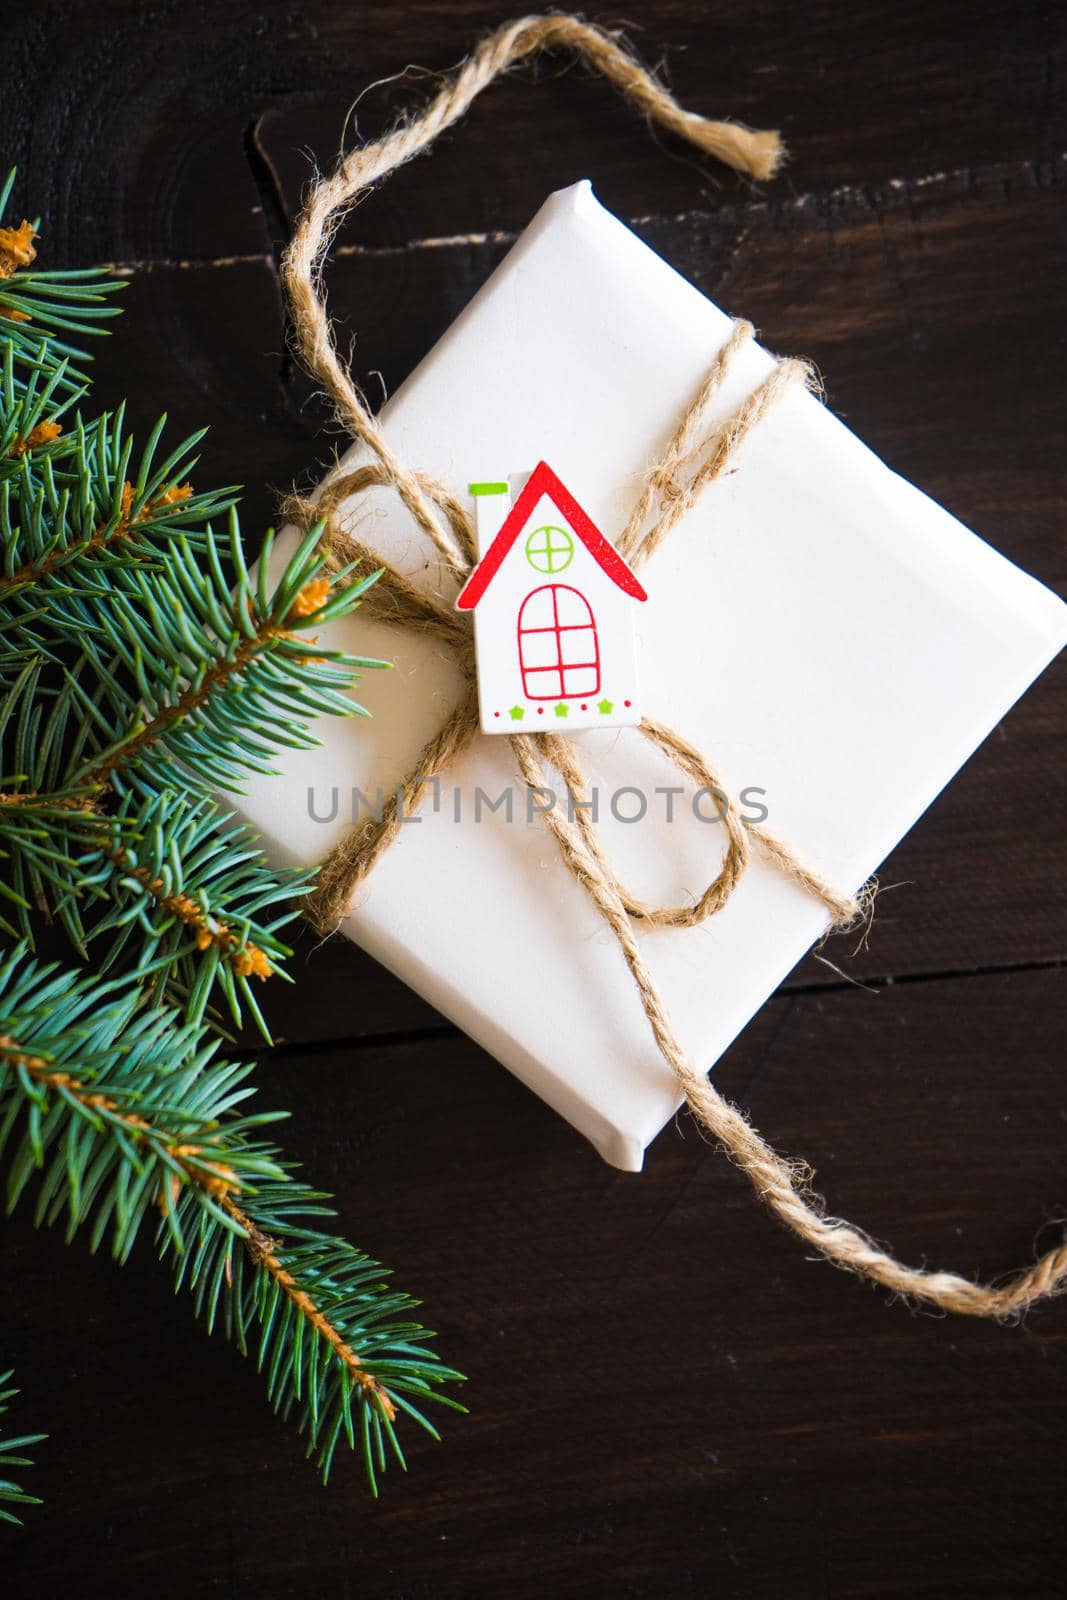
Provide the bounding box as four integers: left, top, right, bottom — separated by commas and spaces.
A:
456, 461, 648, 734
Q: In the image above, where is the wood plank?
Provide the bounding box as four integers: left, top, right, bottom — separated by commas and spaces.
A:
3, 4, 1065, 1594
255, 2, 1067, 248
4, 1, 1062, 265
4, 967, 1065, 1597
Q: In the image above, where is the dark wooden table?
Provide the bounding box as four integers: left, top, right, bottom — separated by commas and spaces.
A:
3, 3, 1065, 1595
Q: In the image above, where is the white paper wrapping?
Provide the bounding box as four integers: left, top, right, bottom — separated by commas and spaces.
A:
234, 181, 1067, 1170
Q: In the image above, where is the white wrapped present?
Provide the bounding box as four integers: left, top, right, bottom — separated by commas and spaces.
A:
234, 180, 1066, 1170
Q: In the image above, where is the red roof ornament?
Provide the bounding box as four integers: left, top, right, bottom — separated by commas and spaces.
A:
455, 460, 648, 611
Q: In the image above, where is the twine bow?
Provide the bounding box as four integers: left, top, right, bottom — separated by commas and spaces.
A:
281, 14, 1067, 1320
288, 320, 858, 938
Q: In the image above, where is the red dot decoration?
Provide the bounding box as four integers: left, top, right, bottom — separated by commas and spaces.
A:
493, 710, 500, 718
624, 699, 632, 707
581, 703, 588, 710
537, 706, 545, 715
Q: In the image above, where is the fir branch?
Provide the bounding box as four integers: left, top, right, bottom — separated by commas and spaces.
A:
0, 660, 318, 1034
0, 397, 237, 616
0, 170, 462, 1498
0, 473, 188, 594
0, 345, 80, 468
0, 785, 309, 1035
0, 1372, 45, 1525
171, 1174, 466, 1489
0, 661, 106, 941
0, 948, 285, 1256
0, 949, 464, 1487
85, 792, 310, 1038
222, 1193, 398, 1422
0, 168, 123, 401
2, 1031, 243, 1217
67, 519, 386, 795
0, 658, 315, 1026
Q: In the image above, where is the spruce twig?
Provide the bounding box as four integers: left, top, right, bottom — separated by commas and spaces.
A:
0, 167, 464, 1507
0, 1372, 45, 1526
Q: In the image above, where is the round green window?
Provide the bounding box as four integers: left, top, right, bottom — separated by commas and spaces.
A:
525, 524, 574, 573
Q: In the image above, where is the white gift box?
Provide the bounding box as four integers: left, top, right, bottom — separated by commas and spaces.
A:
235, 181, 1067, 1171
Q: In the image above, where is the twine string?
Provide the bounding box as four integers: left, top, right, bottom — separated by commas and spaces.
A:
280, 13, 1067, 1320
282, 329, 850, 936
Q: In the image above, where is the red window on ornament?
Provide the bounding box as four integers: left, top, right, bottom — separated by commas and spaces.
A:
517, 584, 601, 700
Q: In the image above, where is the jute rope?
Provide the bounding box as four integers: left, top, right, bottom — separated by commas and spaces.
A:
280, 14, 1067, 1319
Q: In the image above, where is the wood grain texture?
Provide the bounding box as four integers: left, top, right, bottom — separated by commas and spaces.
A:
1, 0, 1065, 1594
5, 970, 1067, 1598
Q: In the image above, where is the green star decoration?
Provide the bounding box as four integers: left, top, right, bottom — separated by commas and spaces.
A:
553, 702, 569, 718
508, 705, 525, 721
597, 698, 614, 715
